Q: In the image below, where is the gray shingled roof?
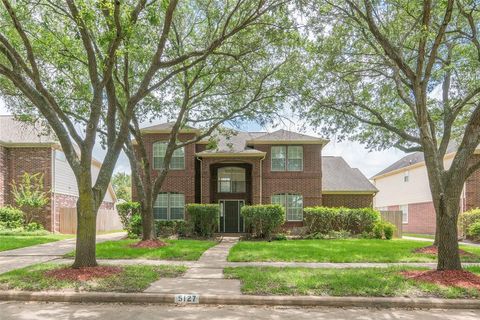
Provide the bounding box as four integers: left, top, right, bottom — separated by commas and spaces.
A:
196, 130, 265, 155
0, 116, 57, 145
140, 122, 198, 132
248, 129, 328, 144
371, 143, 459, 178
322, 156, 378, 193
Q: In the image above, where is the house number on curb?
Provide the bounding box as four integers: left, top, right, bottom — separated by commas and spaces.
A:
174, 294, 200, 304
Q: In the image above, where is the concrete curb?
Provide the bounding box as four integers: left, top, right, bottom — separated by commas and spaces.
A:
0, 291, 479, 309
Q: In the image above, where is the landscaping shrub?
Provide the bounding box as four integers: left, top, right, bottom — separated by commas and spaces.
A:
304, 230, 351, 240
467, 221, 480, 242
24, 222, 44, 232
460, 209, 480, 240
186, 204, 219, 237
304, 207, 380, 235
372, 221, 396, 240
155, 220, 190, 237
0, 207, 24, 229
116, 201, 141, 238
241, 204, 285, 239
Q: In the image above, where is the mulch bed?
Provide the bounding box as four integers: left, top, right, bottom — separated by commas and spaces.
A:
129, 239, 168, 248
413, 245, 476, 257
45, 266, 123, 281
401, 270, 480, 290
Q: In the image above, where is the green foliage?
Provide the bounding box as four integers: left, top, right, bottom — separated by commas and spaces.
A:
112, 172, 131, 201
304, 230, 351, 240
304, 207, 380, 235
10, 173, 49, 224
186, 204, 219, 238
116, 201, 141, 238
241, 205, 285, 239
155, 220, 190, 237
372, 221, 396, 240
0, 207, 25, 230
460, 209, 480, 240
24, 222, 44, 232
467, 221, 480, 241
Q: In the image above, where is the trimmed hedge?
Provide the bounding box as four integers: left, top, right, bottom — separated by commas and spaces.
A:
0, 206, 24, 229
155, 220, 189, 237
241, 204, 285, 239
186, 204, 219, 237
304, 207, 380, 235
460, 209, 480, 240
372, 220, 395, 240
467, 221, 480, 241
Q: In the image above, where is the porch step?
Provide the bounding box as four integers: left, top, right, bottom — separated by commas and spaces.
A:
215, 233, 247, 237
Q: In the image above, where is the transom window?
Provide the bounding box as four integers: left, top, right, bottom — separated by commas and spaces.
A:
153, 142, 185, 170
153, 192, 185, 220
271, 193, 303, 221
271, 146, 303, 171
217, 167, 246, 193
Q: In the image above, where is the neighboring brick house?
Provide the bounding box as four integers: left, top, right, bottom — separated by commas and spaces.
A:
0, 116, 117, 232
133, 123, 377, 233
372, 145, 479, 235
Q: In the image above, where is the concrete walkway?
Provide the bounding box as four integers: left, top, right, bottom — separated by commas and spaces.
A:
0, 232, 125, 274
145, 237, 241, 295
403, 236, 480, 247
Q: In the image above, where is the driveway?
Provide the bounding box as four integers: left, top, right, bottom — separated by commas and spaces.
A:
0, 232, 125, 274
1, 302, 479, 320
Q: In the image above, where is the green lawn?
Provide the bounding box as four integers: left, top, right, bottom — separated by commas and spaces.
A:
0, 263, 186, 292
224, 266, 480, 299
227, 239, 480, 263
404, 233, 436, 239
65, 239, 218, 261
0, 234, 72, 252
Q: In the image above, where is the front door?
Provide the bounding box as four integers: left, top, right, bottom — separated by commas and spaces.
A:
220, 200, 244, 233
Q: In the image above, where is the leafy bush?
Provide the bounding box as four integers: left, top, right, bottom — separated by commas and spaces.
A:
155, 220, 190, 237
467, 221, 480, 241
372, 221, 396, 240
0, 207, 24, 229
304, 230, 351, 240
116, 201, 141, 238
241, 204, 285, 239
24, 222, 44, 232
304, 207, 380, 235
10, 172, 49, 224
272, 233, 287, 241
460, 209, 480, 240
186, 204, 219, 237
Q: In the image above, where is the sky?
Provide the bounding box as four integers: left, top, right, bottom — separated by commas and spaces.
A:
0, 100, 406, 178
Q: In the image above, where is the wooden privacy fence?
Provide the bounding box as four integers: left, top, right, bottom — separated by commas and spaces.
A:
379, 210, 403, 238
59, 207, 123, 234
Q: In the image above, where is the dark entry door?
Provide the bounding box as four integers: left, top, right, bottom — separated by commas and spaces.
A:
220, 200, 244, 232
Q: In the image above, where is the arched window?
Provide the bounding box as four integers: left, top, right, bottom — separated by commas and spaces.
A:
152, 142, 185, 170
217, 167, 246, 193
271, 193, 303, 221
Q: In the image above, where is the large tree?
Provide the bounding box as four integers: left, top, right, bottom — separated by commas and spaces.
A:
302, 0, 480, 270
0, 0, 287, 267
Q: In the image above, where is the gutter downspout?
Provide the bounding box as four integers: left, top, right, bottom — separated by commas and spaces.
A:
259, 155, 265, 204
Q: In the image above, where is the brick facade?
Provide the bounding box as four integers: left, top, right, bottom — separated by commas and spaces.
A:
387, 202, 436, 234
465, 154, 480, 211
0, 145, 8, 206
322, 194, 374, 208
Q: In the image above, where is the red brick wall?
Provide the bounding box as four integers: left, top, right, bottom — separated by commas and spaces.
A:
322, 194, 374, 208
465, 154, 480, 211
388, 202, 436, 234
0, 145, 8, 206
5, 147, 53, 230
132, 133, 197, 205
253, 144, 323, 207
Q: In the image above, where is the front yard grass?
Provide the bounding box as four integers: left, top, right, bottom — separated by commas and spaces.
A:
0, 263, 186, 292
0, 234, 73, 252
403, 233, 436, 239
227, 239, 480, 263
224, 266, 480, 299
65, 239, 217, 261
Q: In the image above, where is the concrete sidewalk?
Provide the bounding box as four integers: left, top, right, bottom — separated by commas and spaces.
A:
0, 232, 125, 274
403, 236, 480, 247
145, 237, 241, 295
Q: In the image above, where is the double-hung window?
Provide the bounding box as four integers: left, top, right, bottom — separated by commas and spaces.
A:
217, 167, 246, 193
271, 193, 303, 221
399, 204, 408, 224
271, 146, 303, 171
153, 192, 185, 220
153, 142, 185, 170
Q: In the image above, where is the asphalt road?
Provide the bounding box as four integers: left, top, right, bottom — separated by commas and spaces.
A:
0, 302, 479, 320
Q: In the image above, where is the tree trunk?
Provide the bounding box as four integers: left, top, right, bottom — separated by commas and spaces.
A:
141, 199, 157, 241
435, 195, 462, 270
72, 190, 99, 268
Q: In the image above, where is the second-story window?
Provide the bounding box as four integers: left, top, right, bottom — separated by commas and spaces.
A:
153, 142, 185, 170
217, 167, 246, 193
271, 146, 303, 171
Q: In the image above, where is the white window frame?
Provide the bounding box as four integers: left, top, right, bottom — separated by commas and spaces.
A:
399, 204, 409, 224
217, 167, 246, 193
271, 193, 304, 221
152, 142, 185, 170
153, 192, 185, 221
403, 170, 409, 182
271, 146, 303, 172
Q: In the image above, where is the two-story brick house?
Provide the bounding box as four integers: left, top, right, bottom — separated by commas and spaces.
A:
133, 123, 377, 233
